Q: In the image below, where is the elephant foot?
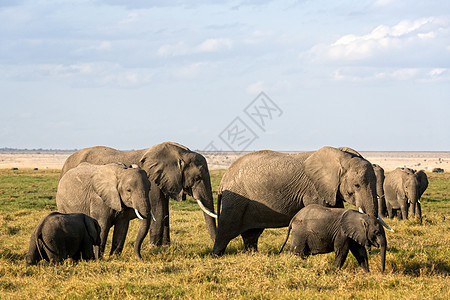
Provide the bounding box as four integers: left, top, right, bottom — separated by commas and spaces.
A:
210, 251, 224, 258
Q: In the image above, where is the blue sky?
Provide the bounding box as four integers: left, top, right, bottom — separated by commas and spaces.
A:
1, 0, 449, 151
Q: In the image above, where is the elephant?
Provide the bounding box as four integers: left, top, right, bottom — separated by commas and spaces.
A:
26, 212, 101, 266
372, 164, 387, 217
414, 170, 428, 219
59, 142, 217, 247
211, 146, 392, 256
384, 168, 428, 220
56, 163, 153, 260
279, 205, 386, 273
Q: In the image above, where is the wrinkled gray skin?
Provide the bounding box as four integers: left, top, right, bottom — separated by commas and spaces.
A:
384, 168, 428, 220
26, 212, 101, 266
279, 205, 386, 273
57, 163, 151, 260
59, 142, 216, 247
372, 164, 387, 217
212, 146, 379, 256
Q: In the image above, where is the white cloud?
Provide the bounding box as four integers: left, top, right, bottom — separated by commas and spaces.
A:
157, 42, 190, 57
196, 38, 233, 52
157, 38, 233, 57
174, 62, 209, 79
373, 0, 397, 7
246, 81, 265, 95
310, 17, 449, 64
1, 62, 153, 88
332, 67, 449, 82
118, 12, 140, 25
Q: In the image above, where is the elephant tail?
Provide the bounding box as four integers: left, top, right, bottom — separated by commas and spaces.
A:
279, 225, 292, 254
34, 233, 45, 262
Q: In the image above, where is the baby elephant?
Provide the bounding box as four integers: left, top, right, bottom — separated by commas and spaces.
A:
26, 212, 101, 266
279, 205, 387, 272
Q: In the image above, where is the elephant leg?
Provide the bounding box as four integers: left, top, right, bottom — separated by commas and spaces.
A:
97, 220, 111, 257
400, 204, 408, 220
81, 241, 95, 261
110, 219, 130, 256
349, 241, 369, 272
149, 186, 169, 246
386, 201, 394, 219
333, 241, 350, 269
291, 233, 309, 258
162, 196, 170, 245
212, 208, 246, 256
416, 202, 422, 222
46, 246, 63, 264
241, 228, 264, 252
72, 250, 81, 262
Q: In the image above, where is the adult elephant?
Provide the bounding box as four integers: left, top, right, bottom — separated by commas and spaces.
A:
384, 167, 427, 220
57, 163, 152, 260
212, 146, 392, 256
59, 142, 217, 246
372, 164, 387, 217
414, 170, 428, 219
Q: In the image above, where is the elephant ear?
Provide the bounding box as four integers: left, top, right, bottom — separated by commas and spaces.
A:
92, 164, 123, 212
83, 215, 101, 245
139, 143, 185, 198
303, 146, 343, 206
341, 210, 367, 247
415, 170, 428, 197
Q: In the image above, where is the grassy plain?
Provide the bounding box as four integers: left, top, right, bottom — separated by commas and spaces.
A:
0, 169, 449, 299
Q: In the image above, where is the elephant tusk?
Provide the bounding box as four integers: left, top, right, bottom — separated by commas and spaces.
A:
196, 199, 218, 219
418, 199, 421, 204
358, 207, 365, 214
150, 210, 156, 222
134, 209, 144, 220
378, 214, 395, 232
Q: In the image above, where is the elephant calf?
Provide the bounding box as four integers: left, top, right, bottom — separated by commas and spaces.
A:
26, 212, 101, 266
279, 205, 387, 273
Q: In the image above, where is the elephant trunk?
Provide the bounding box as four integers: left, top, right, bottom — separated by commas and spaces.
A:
379, 235, 387, 273
416, 201, 422, 222
192, 179, 217, 242
133, 193, 152, 260
134, 216, 151, 260
362, 193, 378, 217
407, 185, 420, 219
93, 245, 100, 260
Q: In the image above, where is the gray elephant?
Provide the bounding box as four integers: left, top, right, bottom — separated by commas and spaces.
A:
414, 170, 428, 219
59, 142, 217, 247
26, 212, 101, 266
212, 146, 392, 256
279, 205, 386, 273
384, 168, 428, 220
57, 163, 153, 260
372, 164, 387, 217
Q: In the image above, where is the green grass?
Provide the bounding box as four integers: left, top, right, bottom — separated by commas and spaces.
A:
0, 169, 449, 299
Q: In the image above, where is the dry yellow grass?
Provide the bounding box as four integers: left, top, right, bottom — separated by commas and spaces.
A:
0, 169, 448, 299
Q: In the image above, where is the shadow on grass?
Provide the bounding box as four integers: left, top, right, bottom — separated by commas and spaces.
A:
0, 249, 26, 263
403, 260, 450, 276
